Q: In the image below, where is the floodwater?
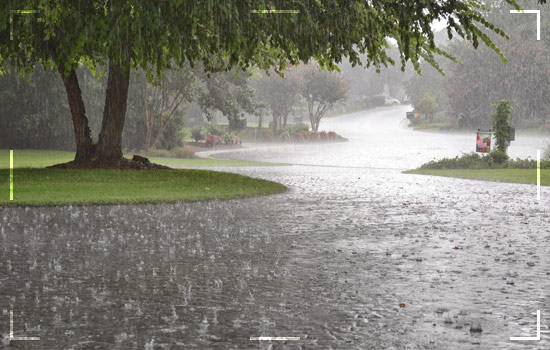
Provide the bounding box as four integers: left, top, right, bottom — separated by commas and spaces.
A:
1, 106, 549, 349
205, 106, 547, 170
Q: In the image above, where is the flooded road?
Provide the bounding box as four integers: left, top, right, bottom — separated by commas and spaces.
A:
1, 106, 549, 349
207, 106, 546, 169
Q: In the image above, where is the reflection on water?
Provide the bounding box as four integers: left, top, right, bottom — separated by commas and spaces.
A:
1, 107, 549, 349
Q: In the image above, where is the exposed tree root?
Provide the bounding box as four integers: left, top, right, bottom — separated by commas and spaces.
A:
47, 155, 171, 170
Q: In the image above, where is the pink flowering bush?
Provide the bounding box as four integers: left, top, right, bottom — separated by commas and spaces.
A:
205, 134, 222, 147
263, 130, 274, 141
308, 132, 319, 141
292, 132, 305, 142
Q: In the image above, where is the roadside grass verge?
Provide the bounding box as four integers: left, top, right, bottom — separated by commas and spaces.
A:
408, 122, 457, 132
0, 168, 287, 206
404, 168, 550, 186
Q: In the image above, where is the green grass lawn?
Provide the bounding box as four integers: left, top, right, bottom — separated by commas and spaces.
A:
0, 168, 287, 206
405, 168, 550, 186
0, 149, 74, 168
0, 149, 282, 168
0, 149, 287, 206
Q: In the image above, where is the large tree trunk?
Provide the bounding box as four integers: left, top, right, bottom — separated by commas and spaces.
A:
49, 30, 166, 169
58, 69, 94, 165
48, 31, 94, 166
96, 57, 131, 164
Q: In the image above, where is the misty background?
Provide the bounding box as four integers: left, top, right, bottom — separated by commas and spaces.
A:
1, 0, 548, 152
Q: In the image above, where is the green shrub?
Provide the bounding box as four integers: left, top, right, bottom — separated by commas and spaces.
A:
180, 128, 189, 142
291, 123, 310, 133
277, 123, 310, 138
415, 92, 439, 121
147, 147, 196, 159
206, 124, 226, 137
418, 152, 550, 170
172, 146, 196, 159
278, 130, 291, 140
507, 158, 550, 169
236, 127, 257, 142
490, 150, 509, 164
419, 152, 495, 170
223, 132, 241, 145
191, 126, 205, 142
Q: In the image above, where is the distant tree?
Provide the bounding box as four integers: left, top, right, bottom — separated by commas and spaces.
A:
415, 92, 439, 121
79, 68, 194, 152
134, 67, 195, 154
337, 56, 384, 104
300, 65, 348, 131
444, 38, 550, 129
443, 2, 550, 129
198, 69, 261, 128
405, 59, 449, 115
255, 68, 302, 133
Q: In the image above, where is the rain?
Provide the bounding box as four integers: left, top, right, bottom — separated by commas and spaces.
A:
1, 1, 550, 349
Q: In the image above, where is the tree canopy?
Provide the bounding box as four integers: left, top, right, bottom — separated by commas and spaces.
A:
255, 67, 302, 133
2, 0, 519, 75
0, 0, 522, 167
198, 69, 260, 124
301, 64, 348, 131
406, 0, 550, 129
